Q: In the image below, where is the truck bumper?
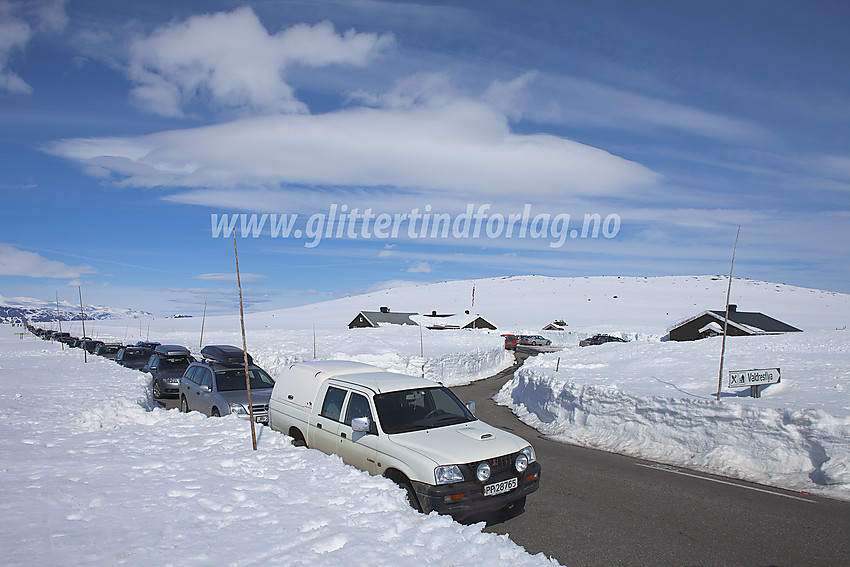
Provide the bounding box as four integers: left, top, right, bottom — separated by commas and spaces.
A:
411, 461, 541, 518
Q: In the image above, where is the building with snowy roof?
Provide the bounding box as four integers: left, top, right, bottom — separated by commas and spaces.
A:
348, 307, 418, 328
666, 304, 802, 341
414, 311, 496, 330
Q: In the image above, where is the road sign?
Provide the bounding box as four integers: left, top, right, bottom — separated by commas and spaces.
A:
728, 368, 780, 388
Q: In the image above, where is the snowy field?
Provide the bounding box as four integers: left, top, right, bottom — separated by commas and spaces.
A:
0, 327, 557, 566
5, 274, 849, 564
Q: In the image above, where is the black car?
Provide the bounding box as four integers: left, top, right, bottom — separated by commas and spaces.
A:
579, 334, 628, 347
94, 343, 123, 360
53, 332, 73, 344
136, 341, 161, 350
116, 346, 154, 370
145, 344, 196, 399
83, 339, 105, 354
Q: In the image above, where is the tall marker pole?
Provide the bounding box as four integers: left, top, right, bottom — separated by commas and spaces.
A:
234, 233, 258, 450
199, 299, 207, 350
56, 292, 64, 350
716, 225, 741, 401
79, 285, 87, 363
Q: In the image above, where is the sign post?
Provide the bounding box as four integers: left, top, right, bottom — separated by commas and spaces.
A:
728, 368, 780, 398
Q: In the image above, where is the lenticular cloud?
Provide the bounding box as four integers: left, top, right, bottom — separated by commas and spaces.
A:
45, 99, 658, 198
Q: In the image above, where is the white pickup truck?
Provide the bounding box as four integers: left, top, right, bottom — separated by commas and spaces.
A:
268, 360, 541, 518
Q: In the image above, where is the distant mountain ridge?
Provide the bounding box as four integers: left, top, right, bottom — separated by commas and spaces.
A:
0, 295, 152, 324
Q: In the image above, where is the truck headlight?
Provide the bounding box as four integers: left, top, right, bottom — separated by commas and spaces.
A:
435, 465, 464, 485
476, 462, 491, 482
515, 453, 528, 473
228, 403, 247, 415
516, 446, 536, 472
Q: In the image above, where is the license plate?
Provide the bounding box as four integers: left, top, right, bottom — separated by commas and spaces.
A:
256, 416, 268, 424
484, 477, 518, 497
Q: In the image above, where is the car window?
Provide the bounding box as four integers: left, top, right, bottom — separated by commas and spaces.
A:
320, 386, 347, 422
344, 393, 373, 426
200, 368, 213, 389
159, 356, 192, 372
213, 368, 275, 392
183, 366, 198, 384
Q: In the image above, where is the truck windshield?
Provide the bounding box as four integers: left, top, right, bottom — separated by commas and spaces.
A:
374, 387, 475, 434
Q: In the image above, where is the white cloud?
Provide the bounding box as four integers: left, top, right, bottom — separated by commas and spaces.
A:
194, 272, 268, 284
125, 7, 394, 116
0, 8, 34, 94
407, 261, 432, 273
378, 244, 396, 259
0, 0, 67, 95
46, 94, 659, 198
0, 243, 95, 278
529, 73, 772, 144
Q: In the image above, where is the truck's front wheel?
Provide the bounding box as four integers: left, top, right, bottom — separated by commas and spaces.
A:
387, 471, 422, 513
401, 480, 422, 512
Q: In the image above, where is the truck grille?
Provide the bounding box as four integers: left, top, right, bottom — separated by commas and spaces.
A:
463, 452, 516, 480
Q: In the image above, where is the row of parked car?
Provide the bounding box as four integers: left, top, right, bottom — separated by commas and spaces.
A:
501, 334, 552, 349
27, 324, 274, 424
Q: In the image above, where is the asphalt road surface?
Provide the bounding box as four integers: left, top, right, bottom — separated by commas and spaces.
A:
451, 354, 850, 567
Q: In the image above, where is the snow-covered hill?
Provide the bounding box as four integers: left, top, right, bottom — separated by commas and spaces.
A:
245, 274, 849, 334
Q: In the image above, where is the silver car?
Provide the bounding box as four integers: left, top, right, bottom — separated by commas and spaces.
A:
517, 335, 552, 346
179, 345, 273, 423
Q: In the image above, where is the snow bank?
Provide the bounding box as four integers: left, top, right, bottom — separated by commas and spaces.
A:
495, 331, 850, 499
0, 328, 558, 566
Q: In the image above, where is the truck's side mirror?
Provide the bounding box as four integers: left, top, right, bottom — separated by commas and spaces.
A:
465, 401, 476, 415
351, 416, 373, 433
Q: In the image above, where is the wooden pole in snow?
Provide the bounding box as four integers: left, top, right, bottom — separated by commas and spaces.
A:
716, 225, 741, 401
199, 299, 207, 350
56, 292, 63, 350
419, 323, 425, 378
79, 286, 87, 363
234, 233, 258, 450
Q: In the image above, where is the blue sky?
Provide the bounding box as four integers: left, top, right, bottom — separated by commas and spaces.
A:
1, 0, 848, 315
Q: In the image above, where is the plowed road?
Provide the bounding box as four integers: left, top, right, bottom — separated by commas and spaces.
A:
451, 356, 850, 567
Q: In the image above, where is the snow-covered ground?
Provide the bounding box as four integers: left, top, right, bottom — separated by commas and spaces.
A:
6, 274, 849, 563
0, 327, 557, 566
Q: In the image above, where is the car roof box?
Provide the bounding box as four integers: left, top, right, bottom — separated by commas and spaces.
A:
201, 345, 253, 366
154, 344, 191, 356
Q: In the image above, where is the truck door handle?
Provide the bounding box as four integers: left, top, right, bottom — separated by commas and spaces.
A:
340, 432, 347, 439
316, 423, 322, 429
